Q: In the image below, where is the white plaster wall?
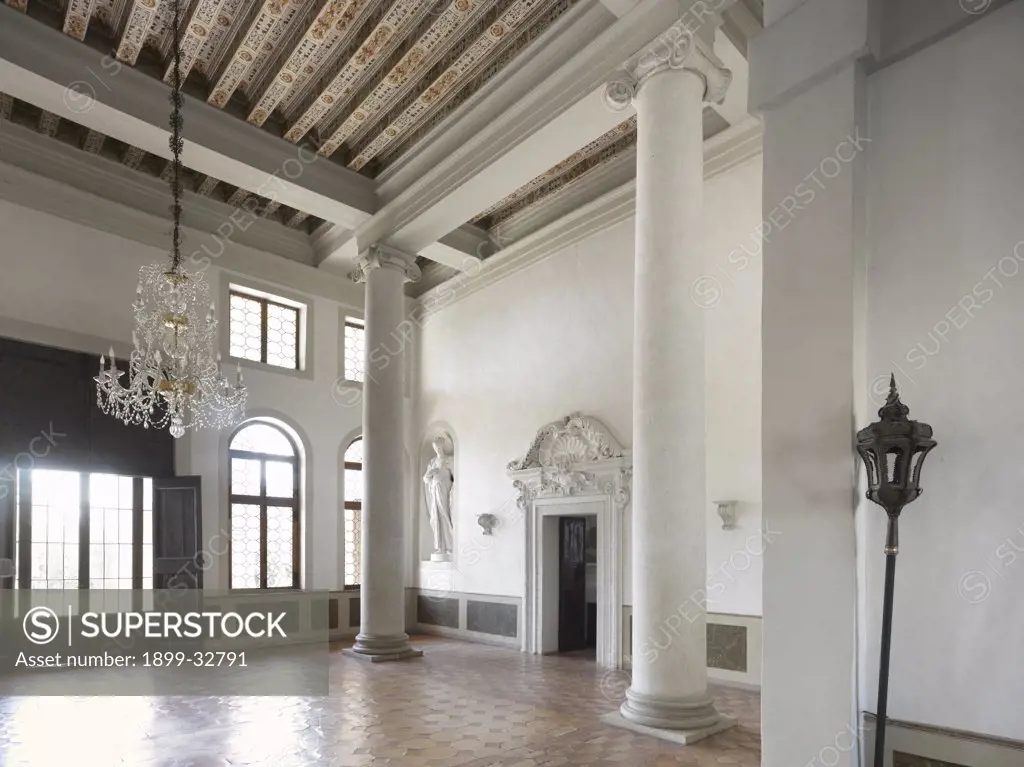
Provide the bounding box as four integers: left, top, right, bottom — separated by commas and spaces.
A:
0, 200, 362, 592
863, 1, 1024, 741
416, 156, 763, 617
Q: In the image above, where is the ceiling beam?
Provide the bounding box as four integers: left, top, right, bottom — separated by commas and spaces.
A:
373, 2, 612, 200
313, 219, 489, 276
63, 0, 97, 40
161, 0, 244, 85
354, 0, 686, 254
82, 129, 106, 153
116, 0, 161, 65
282, 0, 447, 144
207, 0, 310, 109
38, 110, 60, 136
414, 118, 763, 314
721, 0, 763, 58
295, 0, 499, 149
0, 4, 377, 229
244, 0, 378, 128
386, 87, 631, 255
420, 225, 490, 270
598, 0, 641, 16
710, 25, 751, 127
311, 222, 357, 269
286, 210, 309, 228
342, 0, 553, 171
226, 187, 249, 207
122, 145, 146, 169
196, 174, 219, 196
0, 117, 328, 275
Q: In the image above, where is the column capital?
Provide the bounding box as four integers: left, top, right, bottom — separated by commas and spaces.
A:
350, 244, 421, 284
602, 23, 731, 111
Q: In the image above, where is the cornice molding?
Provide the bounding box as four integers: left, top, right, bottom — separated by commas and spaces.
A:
414, 117, 762, 319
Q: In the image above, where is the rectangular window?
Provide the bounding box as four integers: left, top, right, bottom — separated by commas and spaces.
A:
343, 438, 362, 587
229, 288, 302, 370
13, 471, 153, 590
344, 317, 365, 383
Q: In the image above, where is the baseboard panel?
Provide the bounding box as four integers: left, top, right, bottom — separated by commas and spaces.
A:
622, 605, 762, 688
413, 622, 519, 649
406, 588, 521, 645
863, 714, 1024, 766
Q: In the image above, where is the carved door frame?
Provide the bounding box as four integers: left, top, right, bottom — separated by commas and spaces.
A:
508, 415, 631, 669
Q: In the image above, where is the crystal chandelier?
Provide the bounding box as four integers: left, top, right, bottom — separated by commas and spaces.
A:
95, 0, 246, 438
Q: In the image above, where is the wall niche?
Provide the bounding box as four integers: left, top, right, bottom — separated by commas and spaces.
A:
418, 427, 456, 564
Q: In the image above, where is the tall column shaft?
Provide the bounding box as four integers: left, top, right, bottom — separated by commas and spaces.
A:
616, 33, 734, 739
349, 245, 421, 661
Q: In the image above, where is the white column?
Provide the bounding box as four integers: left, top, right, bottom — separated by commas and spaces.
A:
602, 32, 735, 743
346, 244, 422, 662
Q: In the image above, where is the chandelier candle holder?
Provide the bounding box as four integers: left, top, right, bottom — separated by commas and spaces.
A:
855, 375, 935, 767
95, 0, 246, 437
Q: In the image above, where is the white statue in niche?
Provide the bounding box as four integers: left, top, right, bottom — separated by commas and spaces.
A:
423, 436, 454, 561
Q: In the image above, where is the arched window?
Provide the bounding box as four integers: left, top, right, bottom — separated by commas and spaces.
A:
343, 437, 362, 587
229, 420, 300, 589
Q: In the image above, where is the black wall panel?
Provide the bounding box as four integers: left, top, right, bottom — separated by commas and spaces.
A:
0, 337, 174, 478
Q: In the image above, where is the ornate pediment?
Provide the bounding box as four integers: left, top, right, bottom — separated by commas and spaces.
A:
508, 414, 630, 501
507, 413, 628, 472
511, 415, 631, 668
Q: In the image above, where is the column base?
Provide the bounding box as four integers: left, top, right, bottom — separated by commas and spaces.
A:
342, 647, 423, 663
601, 710, 737, 745
343, 633, 423, 663
605, 688, 736, 744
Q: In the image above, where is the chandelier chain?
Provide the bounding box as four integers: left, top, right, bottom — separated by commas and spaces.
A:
169, 0, 183, 273
95, 0, 247, 438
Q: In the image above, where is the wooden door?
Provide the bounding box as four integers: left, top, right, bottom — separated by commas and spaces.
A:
558, 516, 588, 652
153, 476, 202, 589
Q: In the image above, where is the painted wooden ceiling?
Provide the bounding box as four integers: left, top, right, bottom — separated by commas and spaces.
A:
7, 0, 578, 177
0, 90, 326, 230
472, 107, 730, 237
473, 116, 637, 233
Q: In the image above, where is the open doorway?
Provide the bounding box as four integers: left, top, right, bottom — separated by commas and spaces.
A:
527, 494, 623, 667
557, 515, 596, 656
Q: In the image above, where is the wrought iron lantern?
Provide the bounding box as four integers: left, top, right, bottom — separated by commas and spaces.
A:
856, 374, 936, 767
857, 375, 936, 543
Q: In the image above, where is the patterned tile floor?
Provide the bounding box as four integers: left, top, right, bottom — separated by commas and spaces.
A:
0, 636, 761, 766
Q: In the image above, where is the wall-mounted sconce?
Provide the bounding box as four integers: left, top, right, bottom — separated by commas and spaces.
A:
477, 513, 498, 536
714, 501, 738, 530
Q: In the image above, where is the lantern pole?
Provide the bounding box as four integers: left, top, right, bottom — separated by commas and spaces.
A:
856, 375, 935, 767
874, 514, 898, 767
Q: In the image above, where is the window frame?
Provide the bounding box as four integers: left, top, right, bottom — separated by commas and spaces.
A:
9, 470, 151, 591
342, 436, 362, 589
228, 289, 302, 371
228, 422, 301, 591
342, 315, 366, 385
